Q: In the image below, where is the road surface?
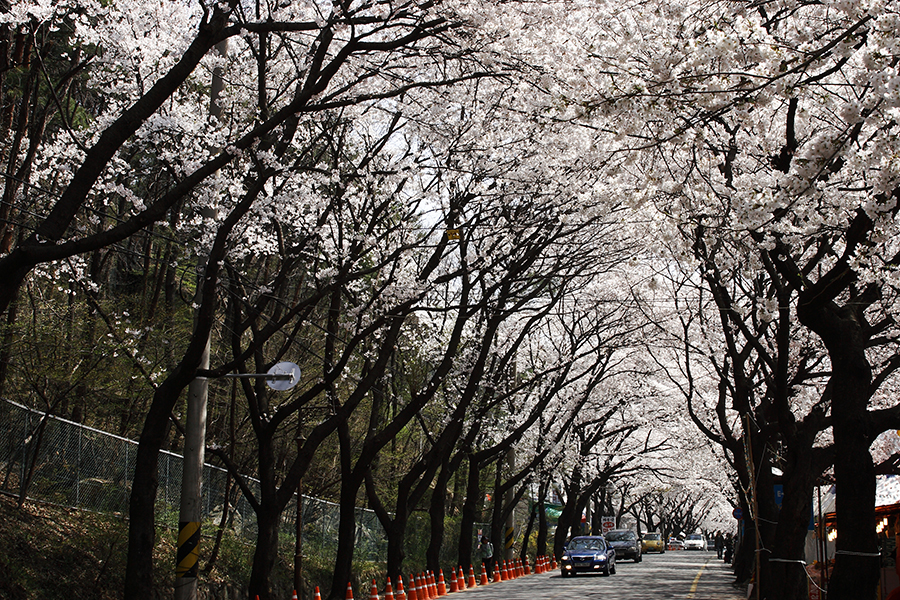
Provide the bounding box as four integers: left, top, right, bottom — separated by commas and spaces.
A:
448, 551, 745, 600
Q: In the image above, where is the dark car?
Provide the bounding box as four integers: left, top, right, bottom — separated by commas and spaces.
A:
560, 536, 617, 576
604, 529, 642, 562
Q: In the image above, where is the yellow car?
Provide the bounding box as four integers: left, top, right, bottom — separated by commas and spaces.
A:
641, 532, 666, 553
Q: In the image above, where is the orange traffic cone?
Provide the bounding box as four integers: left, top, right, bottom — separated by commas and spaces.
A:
437, 570, 447, 596
524, 559, 531, 575
292, 592, 299, 600
411, 574, 420, 600
449, 572, 458, 594
397, 577, 407, 600
385, 578, 395, 600
517, 559, 524, 577
552, 556, 557, 570
315, 586, 323, 600
425, 572, 435, 600
417, 573, 428, 600
346, 583, 355, 600
468, 565, 476, 588
370, 580, 380, 600
480, 563, 489, 586
457, 567, 466, 590
427, 572, 437, 599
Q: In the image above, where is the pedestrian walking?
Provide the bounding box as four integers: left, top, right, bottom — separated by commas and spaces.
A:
715, 531, 725, 559
479, 536, 494, 580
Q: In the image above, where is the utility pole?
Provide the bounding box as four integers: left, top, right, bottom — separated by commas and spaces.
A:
174, 339, 209, 600
174, 39, 228, 600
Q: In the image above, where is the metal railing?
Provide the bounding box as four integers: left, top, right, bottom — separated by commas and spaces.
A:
0, 397, 388, 564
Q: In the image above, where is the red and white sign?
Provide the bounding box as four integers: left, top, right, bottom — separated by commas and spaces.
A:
601, 517, 615, 533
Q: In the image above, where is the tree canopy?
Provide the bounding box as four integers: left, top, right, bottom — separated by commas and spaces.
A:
2, 0, 899, 598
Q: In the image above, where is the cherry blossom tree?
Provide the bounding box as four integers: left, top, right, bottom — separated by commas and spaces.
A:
567, 1, 900, 597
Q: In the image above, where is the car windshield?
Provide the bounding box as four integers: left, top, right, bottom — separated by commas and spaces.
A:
605, 531, 634, 541
686, 534, 703, 540
643, 533, 661, 540
568, 538, 605, 551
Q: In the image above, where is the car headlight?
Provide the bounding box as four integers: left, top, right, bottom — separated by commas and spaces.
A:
561, 556, 570, 562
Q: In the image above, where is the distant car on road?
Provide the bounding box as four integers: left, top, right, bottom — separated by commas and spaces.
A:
641, 532, 666, 553
605, 529, 642, 562
560, 535, 617, 577
667, 537, 685, 550
684, 533, 708, 551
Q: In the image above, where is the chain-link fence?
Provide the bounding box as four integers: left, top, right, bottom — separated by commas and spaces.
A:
0, 397, 389, 564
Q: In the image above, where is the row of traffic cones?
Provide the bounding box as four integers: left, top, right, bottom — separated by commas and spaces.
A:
307, 554, 559, 600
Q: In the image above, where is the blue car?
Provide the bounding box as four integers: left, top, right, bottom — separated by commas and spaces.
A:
560, 536, 616, 577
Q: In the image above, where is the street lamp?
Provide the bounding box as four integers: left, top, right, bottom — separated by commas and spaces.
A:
175, 362, 300, 600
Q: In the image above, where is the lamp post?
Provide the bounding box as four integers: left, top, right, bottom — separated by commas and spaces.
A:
174, 38, 227, 600
175, 362, 300, 600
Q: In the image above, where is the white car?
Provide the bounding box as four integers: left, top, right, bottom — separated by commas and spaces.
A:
684, 533, 708, 551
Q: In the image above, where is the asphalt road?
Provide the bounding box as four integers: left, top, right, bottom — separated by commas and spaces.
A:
448, 551, 745, 600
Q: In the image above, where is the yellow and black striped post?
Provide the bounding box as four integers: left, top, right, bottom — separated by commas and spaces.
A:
176, 520, 201, 579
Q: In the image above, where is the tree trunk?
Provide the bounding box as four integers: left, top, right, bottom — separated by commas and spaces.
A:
754, 455, 779, 600
732, 495, 754, 585
249, 505, 281, 600
329, 421, 361, 600
426, 463, 450, 572
124, 376, 191, 600
385, 509, 410, 588
519, 501, 536, 565
457, 457, 481, 570
791, 236, 879, 600
328, 481, 360, 600
553, 482, 580, 560
0, 288, 17, 396
536, 480, 549, 558
770, 439, 831, 599
771, 480, 816, 600
826, 341, 878, 600
490, 461, 506, 561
